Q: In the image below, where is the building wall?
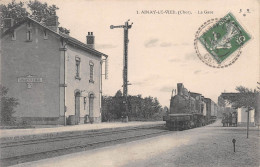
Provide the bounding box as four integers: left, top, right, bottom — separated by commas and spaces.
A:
65, 45, 101, 123
1, 23, 61, 124
211, 101, 217, 117
237, 107, 255, 124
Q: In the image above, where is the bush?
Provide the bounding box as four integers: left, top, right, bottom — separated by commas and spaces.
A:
102, 90, 164, 122
0, 85, 19, 125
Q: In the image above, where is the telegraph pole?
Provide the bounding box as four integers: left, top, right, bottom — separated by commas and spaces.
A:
110, 20, 133, 122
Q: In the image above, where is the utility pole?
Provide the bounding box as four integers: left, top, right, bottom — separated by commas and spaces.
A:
110, 20, 133, 122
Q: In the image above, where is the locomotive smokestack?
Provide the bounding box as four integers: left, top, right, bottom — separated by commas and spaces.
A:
177, 83, 183, 95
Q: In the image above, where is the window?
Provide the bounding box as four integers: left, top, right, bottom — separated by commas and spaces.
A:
27, 21, 31, 29
11, 30, 16, 40
75, 57, 81, 80
26, 30, 32, 41
44, 29, 48, 39
89, 94, 94, 117
84, 97, 87, 110
89, 61, 94, 83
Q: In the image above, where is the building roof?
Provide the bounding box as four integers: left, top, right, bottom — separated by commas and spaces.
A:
1, 17, 108, 58
220, 93, 240, 99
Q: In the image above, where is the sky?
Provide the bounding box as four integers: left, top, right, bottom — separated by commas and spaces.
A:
2, 0, 259, 107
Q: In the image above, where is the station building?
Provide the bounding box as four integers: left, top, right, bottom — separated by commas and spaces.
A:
0, 17, 108, 125
220, 92, 260, 126
237, 107, 255, 126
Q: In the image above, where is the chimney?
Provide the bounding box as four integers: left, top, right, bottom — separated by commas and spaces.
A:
45, 16, 59, 32
177, 83, 183, 95
86, 32, 95, 49
2, 18, 14, 33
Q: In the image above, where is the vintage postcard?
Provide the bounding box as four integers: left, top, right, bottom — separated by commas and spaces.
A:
0, 0, 259, 166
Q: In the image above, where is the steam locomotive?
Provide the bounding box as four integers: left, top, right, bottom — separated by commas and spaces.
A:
163, 83, 218, 130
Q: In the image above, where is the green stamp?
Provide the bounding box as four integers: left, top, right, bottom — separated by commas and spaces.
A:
199, 13, 251, 64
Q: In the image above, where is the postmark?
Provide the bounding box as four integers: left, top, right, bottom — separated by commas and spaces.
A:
194, 13, 251, 68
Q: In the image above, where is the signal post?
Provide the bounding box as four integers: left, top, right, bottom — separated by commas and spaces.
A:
110, 20, 133, 122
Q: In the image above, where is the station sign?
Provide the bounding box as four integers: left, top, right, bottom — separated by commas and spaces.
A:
17, 75, 43, 88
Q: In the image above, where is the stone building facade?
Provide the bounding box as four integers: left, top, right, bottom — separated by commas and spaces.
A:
1, 17, 108, 125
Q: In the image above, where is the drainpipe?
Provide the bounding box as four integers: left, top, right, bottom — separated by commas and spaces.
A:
60, 38, 67, 126
100, 56, 108, 122
64, 45, 67, 126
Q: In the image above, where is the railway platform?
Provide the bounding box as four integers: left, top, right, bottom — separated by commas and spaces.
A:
4, 119, 259, 167
0, 121, 167, 166
0, 121, 165, 139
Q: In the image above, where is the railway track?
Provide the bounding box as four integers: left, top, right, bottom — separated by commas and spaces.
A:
0, 125, 170, 166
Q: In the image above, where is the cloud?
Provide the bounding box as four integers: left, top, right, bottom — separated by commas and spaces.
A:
132, 75, 161, 86
160, 42, 172, 47
95, 44, 117, 49
132, 81, 145, 86
184, 53, 198, 61
144, 39, 189, 48
169, 58, 181, 62
160, 86, 174, 92
182, 42, 190, 46
144, 39, 172, 48
144, 39, 159, 48
194, 70, 201, 74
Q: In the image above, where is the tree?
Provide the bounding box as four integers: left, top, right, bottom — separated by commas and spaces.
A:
0, 0, 69, 32
115, 90, 123, 97
102, 91, 163, 122
225, 86, 258, 109
222, 86, 259, 124
27, 0, 59, 23
0, 0, 29, 24
0, 85, 19, 125
218, 96, 226, 107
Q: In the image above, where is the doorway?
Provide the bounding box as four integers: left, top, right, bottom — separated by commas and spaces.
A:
75, 91, 81, 125
89, 94, 94, 123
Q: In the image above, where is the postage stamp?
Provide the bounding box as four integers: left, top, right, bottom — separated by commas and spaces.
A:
194, 13, 251, 68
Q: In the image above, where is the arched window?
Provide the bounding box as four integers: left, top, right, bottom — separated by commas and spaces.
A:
75, 57, 81, 80
11, 30, 16, 40
89, 61, 94, 83
75, 91, 81, 125
44, 29, 48, 39
26, 30, 32, 41
89, 93, 94, 117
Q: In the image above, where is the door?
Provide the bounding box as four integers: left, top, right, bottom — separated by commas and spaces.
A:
75, 92, 80, 124
89, 94, 94, 122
